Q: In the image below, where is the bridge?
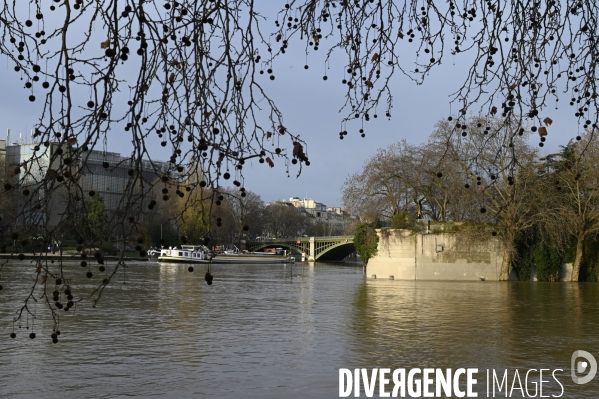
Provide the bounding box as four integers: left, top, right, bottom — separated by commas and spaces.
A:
244, 236, 355, 262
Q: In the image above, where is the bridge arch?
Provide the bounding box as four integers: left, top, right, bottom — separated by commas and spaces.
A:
245, 236, 355, 261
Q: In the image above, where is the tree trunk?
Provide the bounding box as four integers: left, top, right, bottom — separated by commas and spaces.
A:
499, 233, 515, 281
499, 246, 512, 281
571, 234, 585, 282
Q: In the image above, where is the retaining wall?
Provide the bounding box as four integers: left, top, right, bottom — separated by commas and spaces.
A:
366, 229, 505, 281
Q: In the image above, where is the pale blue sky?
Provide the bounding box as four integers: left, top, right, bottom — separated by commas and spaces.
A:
0, 4, 582, 209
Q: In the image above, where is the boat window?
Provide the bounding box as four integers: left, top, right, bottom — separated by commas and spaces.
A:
185, 252, 188, 256
179, 252, 183, 256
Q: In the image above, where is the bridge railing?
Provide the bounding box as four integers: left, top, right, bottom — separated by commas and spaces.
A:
246, 235, 353, 243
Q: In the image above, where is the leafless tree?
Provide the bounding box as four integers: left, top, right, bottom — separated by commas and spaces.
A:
545, 131, 599, 280
2, 0, 599, 338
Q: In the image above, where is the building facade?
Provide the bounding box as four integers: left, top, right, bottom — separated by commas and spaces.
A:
4, 138, 180, 228
264, 197, 356, 237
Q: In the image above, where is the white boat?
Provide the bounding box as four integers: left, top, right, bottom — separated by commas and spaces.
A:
157, 245, 292, 264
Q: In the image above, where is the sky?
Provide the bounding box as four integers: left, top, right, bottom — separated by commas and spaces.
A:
0, 3, 584, 209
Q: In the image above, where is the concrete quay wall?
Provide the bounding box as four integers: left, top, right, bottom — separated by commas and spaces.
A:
366, 229, 504, 281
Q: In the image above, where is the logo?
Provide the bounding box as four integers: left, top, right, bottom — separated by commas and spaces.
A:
571, 350, 597, 385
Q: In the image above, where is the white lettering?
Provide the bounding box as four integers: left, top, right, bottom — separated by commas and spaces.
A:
379, 368, 391, 398
392, 369, 406, 397
362, 368, 378, 398
492, 370, 508, 397
539, 369, 550, 397
354, 369, 360, 398
423, 368, 434, 397
408, 368, 422, 397
454, 368, 465, 398
510, 369, 524, 397
436, 368, 452, 397
467, 368, 478, 397
552, 369, 564, 398
525, 369, 538, 397
339, 369, 352, 397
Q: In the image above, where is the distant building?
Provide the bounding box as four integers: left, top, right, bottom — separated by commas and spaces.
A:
4, 136, 184, 228
264, 196, 355, 236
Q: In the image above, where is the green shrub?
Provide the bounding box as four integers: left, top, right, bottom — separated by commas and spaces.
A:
354, 223, 379, 265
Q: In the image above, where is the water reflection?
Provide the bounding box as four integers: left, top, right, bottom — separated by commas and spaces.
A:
0, 261, 598, 398
349, 280, 599, 397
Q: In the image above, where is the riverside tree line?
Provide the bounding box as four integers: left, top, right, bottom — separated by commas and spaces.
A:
2, 0, 599, 338
343, 116, 599, 282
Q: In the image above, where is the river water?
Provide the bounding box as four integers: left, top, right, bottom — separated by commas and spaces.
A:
1, 261, 598, 398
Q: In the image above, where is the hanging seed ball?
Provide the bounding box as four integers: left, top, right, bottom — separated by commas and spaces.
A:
29, 332, 36, 339
99, 265, 105, 272
67, 301, 74, 308
10, 332, 16, 339
64, 288, 71, 296
86, 271, 93, 278
465, 184, 470, 188
89, 190, 95, 197
87, 101, 95, 108
491, 231, 497, 236
67, 294, 73, 300
4, 183, 12, 190
188, 266, 194, 272
480, 207, 487, 213
102, 162, 109, 168
139, 250, 147, 257
0, 284, 2, 291
576, 136, 582, 141
18, 253, 25, 260
94, 251, 102, 258
103, 278, 108, 284
52, 337, 58, 344
56, 278, 62, 285
29, 95, 36, 102
243, 225, 249, 231
223, 172, 230, 180
436, 172, 443, 178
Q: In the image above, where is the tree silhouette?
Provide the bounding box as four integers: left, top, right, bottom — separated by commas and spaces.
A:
2, 0, 599, 338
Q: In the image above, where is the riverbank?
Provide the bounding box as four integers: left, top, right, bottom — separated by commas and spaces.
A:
0, 252, 149, 262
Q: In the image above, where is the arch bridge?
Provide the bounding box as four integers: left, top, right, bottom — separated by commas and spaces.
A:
245, 236, 355, 262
